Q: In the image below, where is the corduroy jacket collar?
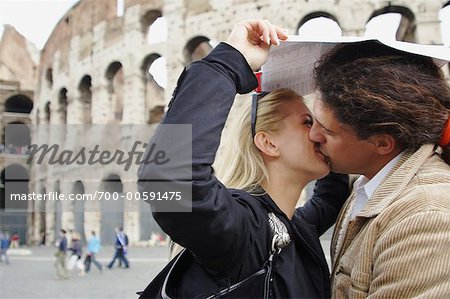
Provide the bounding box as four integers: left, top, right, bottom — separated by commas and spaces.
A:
358, 144, 439, 218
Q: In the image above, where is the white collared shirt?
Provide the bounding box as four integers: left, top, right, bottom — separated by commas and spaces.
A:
350, 152, 404, 219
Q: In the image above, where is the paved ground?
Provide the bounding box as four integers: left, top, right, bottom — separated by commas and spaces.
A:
0, 245, 170, 299
0, 229, 333, 299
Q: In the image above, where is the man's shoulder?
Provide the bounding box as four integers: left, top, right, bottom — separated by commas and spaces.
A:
405, 154, 450, 209
374, 178, 450, 232
387, 150, 449, 208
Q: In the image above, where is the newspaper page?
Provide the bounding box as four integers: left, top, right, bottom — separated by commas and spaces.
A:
261, 36, 450, 96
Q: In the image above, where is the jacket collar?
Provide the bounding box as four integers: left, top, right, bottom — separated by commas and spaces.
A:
358, 144, 437, 218
254, 192, 290, 219
255, 191, 331, 273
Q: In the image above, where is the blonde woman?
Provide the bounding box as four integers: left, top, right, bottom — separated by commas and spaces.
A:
138, 19, 349, 298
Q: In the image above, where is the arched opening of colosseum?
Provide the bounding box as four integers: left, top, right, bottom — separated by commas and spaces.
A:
71, 180, 86, 243
0, 170, 4, 210
141, 10, 167, 44
105, 62, 124, 124
141, 53, 165, 124
37, 184, 47, 244
297, 12, 342, 39
0, 169, 5, 211
54, 180, 62, 243
366, 5, 416, 42
46, 68, 53, 89
3, 121, 30, 155
45, 101, 51, 123
100, 174, 124, 245
58, 88, 68, 124
78, 75, 92, 124
183, 36, 213, 65
4, 94, 33, 114
0, 164, 29, 244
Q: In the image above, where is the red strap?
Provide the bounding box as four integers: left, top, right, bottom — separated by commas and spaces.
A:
439, 118, 450, 147
254, 71, 262, 93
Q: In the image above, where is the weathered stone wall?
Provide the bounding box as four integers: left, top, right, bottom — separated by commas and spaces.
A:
0, 25, 38, 91
0, 24, 38, 245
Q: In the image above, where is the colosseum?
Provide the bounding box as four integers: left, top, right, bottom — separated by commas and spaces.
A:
0, 0, 449, 245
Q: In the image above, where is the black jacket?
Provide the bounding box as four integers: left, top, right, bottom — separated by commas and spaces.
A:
138, 43, 349, 298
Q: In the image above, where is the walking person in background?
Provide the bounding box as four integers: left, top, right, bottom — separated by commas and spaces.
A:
39, 230, 46, 246
0, 231, 10, 265
54, 229, 68, 279
107, 227, 129, 269
68, 232, 85, 276
9, 232, 19, 248
85, 231, 103, 273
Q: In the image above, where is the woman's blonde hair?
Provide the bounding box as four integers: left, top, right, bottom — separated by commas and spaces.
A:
216, 88, 303, 193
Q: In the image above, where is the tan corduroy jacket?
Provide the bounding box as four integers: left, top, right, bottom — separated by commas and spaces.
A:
331, 144, 450, 298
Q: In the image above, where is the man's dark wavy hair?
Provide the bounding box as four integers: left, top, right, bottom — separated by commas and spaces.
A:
314, 41, 450, 164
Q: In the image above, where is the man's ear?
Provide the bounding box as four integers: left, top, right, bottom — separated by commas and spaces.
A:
368, 134, 397, 155
254, 132, 280, 158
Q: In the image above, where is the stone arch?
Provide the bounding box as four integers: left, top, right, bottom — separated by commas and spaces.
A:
298, 11, 340, 28
46, 68, 53, 89
141, 53, 165, 124
4, 121, 30, 154
0, 169, 5, 211
54, 180, 62, 241
4, 94, 33, 114
183, 36, 213, 65
366, 5, 416, 42
78, 75, 92, 124
1, 165, 29, 210
105, 62, 124, 124
71, 181, 86, 243
100, 174, 124, 245
141, 9, 166, 44
58, 88, 68, 124
297, 11, 342, 38
45, 101, 51, 123
37, 183, 47, 244
0, 165, 29, 244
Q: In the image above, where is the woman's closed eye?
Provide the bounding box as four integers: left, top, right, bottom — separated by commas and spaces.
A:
304, 115, 314, 127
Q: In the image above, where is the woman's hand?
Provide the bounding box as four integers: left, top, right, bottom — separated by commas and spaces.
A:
226, 19, 288, 71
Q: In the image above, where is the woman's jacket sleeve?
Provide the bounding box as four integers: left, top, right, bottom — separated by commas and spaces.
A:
137, 43, 261, 271
296, 172, 350, 236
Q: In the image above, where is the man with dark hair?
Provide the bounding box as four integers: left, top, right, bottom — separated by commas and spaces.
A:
310, 41, 450, 298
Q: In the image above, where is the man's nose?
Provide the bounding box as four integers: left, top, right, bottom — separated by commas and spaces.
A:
309, 123, 325, 143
